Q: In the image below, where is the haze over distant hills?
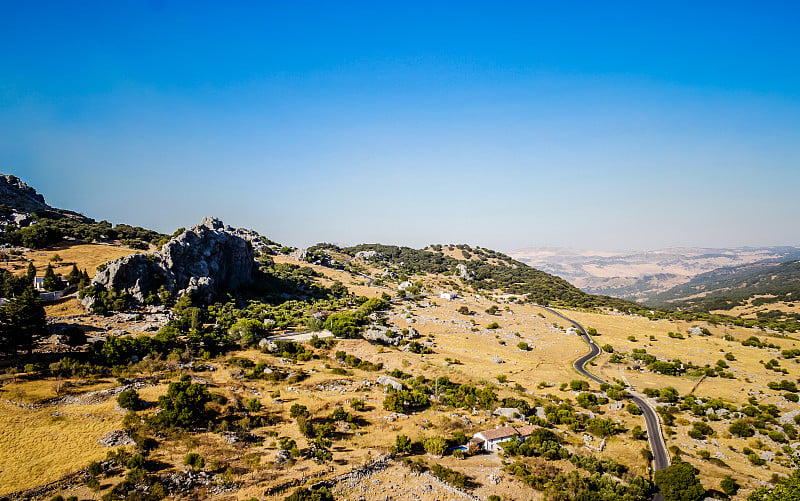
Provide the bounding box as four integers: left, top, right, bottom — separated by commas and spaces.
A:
508, 246, 800, 303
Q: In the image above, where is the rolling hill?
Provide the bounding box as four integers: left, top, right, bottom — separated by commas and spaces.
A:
647, 259, 800, 319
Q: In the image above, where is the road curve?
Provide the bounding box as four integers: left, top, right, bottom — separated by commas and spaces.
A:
539, 306, 671, 473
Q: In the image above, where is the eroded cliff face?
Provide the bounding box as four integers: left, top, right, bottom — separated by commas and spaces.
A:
0, 174, 48, 214
83, 217, 256, 307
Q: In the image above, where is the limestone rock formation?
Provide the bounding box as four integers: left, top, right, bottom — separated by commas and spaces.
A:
456, 263, 474, 281
0, 174, 49, 214
355, 250, 381, 260
0, 173, 91, 226
83, 217, 257, 307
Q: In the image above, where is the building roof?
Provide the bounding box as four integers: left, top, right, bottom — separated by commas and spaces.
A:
514, 425, 540, 437
477, 426, 519, 441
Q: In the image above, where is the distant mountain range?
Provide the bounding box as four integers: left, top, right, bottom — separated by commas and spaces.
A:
647, 259, 800, 311
508, 246, 800, 305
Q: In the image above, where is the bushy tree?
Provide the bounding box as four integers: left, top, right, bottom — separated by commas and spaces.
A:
326, 312, 360, 338
729, 419, 755, 438
156, 375, 211, 428
26, 262, 36, 281
42, 264, 62, 291
392, 434, 412, 455
570, 379, 589, 391
284, 486, 334, 501
654, 461, 705, 501
290, 404, 309, 418
659, 386, 679, 403
721, 475, 740, 496
423, 436, 448, 456
117, 388, 142, 411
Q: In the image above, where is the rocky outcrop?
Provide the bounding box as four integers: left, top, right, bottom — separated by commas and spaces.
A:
376, 376, 404, 391
456, 263, 474, 281
0, 173, 91, 226
83, 217, 256, 307
98, 430, 136, 447
0, 174, 49, 213
355, 250, 381, 260
362, 325, 419, 346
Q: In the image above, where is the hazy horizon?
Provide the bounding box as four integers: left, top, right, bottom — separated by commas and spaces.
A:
3, 2, 799, 252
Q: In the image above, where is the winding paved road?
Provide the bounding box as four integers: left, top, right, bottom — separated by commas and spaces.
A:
539, 306, 671, 474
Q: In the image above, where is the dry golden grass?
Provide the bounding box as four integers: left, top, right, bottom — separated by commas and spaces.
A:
388, 299, 588, 388
712, 295, 800, 318
1, 242, 139, 278
555, 309, 800, 403
0, 378, 116, 403
0, 398, 123, 495
44, 297, 88, 318
554, 307, 800, 489
271, 254, 385, 298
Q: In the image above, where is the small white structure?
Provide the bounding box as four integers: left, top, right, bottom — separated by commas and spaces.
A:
33, 277, 45, 291
398, 281, 413, 290
439, 291, 458, 300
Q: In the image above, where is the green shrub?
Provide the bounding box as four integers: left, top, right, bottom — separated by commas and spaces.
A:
423, 436, 448, 456
184, 452, 205, 469
117, 388, 142, 411
729, 419, 755, 438
720, 475, 739, 495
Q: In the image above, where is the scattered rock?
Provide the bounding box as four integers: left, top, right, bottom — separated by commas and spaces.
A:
376, 375, 404, 391
779, 409, 800, 425
98, 430, 136, 447
688, 326, 704, 336
274, 449, 292, 465
609, 400, 624, 411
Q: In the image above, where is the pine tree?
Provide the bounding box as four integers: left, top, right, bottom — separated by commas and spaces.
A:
42, 264, 61, 292
26, 262, 36, 282
66, 264, 82, 285
0, 288, 46, 354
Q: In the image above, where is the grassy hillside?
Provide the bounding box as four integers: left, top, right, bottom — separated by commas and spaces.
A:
320, 243, 644, 311
648, 260, 800, 312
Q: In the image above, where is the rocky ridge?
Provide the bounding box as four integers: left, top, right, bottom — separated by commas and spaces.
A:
0, 173, 92, 228
0, 174, 49, 214
83, 217, 257, 307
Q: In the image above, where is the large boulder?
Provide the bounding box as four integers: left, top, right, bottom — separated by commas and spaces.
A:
83, 217, 257, 307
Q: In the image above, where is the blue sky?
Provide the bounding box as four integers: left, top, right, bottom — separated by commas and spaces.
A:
2, 1, 799, 251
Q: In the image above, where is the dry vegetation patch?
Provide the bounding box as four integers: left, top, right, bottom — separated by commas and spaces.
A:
1, 242, 140, 278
